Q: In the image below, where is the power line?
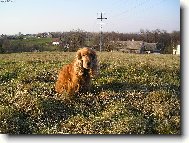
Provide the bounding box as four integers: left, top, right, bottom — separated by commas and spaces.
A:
114, 0, 166, 20
104, 0, 166, 32
112, 0, 150, 18
92, 0, 167, 34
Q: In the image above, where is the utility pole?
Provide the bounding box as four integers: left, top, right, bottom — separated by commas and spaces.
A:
97, 12, 107, 52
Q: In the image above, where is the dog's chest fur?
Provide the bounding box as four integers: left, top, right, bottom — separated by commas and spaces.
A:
81, 69, 90, 82
77, 69, 90, 92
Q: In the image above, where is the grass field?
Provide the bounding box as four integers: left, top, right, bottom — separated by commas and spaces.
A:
0, 51, 180, 134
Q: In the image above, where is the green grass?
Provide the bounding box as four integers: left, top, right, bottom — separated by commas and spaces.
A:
0, 52, 180, 134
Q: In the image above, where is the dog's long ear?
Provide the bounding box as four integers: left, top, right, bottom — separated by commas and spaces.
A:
90, 50, 99, 77
74, 49, 83, 76
76, 49, 82, 60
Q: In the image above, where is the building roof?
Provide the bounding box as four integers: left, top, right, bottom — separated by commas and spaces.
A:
142, 42, 157, 51
52, 38, 60, 42
114, 41, 143, 50
111, 40, 161, 52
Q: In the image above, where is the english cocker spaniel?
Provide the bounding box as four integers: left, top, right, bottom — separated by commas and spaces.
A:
55, 47, 98, 95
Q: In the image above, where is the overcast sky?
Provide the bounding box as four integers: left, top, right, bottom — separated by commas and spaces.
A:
0, 0, 180, 35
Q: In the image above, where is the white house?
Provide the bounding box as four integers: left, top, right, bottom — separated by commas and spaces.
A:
52, 41, 60, 46
173, 45, 180, 55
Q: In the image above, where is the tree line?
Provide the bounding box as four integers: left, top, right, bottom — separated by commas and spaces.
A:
0, 29, 180, 54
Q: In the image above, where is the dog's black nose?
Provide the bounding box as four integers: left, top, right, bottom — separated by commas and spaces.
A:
87, 62, 91, 66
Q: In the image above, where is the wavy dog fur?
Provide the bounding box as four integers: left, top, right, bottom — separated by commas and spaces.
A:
55, 47, 98, 95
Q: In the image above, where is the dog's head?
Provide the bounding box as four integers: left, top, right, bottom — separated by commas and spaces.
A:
75, 47, 98, 77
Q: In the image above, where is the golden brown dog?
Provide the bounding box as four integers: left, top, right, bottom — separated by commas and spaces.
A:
55, 47, 98, 95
